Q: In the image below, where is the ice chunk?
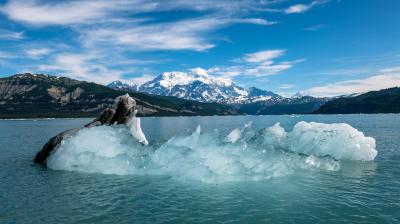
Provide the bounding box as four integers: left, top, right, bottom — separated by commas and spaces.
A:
127, 110, 148, 145
226, 128, 241, 143
287, 122, 377, 161
225, 122, 252, 143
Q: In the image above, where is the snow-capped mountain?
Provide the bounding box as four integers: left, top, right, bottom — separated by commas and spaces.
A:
107, 69, 304, 104
107, 80, 138, 92
248, 87, 279, 98
138, 69, 257, 103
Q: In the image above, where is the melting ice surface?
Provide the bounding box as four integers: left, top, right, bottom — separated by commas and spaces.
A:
47, 120, 377, 183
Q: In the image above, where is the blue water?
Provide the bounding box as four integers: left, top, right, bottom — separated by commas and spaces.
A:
0, 115, 399, 223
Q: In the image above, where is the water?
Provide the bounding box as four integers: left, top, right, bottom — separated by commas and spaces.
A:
0, 115, 399, 223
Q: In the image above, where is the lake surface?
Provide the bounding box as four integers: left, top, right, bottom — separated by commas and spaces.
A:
0, 115, 399, 223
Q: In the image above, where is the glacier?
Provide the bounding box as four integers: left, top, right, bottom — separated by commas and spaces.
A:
47, 121, 377, 183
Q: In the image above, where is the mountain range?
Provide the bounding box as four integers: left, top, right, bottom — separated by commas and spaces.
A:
108, 69, 329, 114
0, 73, 239, 118
109, 69, 285, 104
1, 72, 398, 119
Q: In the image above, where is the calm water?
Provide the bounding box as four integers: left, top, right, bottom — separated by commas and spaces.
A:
0, 115, 399, 223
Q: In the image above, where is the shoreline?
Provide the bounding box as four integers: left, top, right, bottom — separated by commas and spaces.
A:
1, 113, 399, 120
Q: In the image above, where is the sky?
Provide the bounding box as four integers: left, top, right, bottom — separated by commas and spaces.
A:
0, 0, 400, 97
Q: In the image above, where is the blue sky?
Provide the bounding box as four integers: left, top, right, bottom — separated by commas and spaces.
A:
0, 0, 400, 96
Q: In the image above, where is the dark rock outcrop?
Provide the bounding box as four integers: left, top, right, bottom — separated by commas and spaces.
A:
110, 94, 136, 124
33, 129, 79, 164
34, 94, 136, 164
84, 108, 116, 128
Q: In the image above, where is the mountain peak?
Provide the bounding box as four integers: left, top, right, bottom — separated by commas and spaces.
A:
107, 80, 138, 92
155, 70, 233, 89
190, 67, 209, 77
292, 92, 307, 98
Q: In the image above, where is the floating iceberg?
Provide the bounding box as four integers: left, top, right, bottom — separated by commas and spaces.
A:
47, 121, 377, 183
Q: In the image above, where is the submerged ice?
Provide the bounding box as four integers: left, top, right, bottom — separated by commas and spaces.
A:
47, 121, 377, 183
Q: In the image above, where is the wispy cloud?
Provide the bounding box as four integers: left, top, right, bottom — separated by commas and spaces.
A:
206, 49, 301, 78
0, 0, 285, 83
305, 67, 400, 97
80, 16, 276, 51
1, 0, 277, 26
26, 48, 53, 59
0, 0, 135, 26
284, 0, 328, 14
244, 50, 285, 63
0, 0, 315, 86
279, 84, 295, 89
33, 48, 163, 84
304, 24, 328, 31
36, 53, 126, 84
1, 0, 277, 53
82, 17, 258, 52
0, 29, 24, 40
0, 51, 15, 59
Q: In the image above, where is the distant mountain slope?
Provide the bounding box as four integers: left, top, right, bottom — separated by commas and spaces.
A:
237, 96, 329, 115
0, 74, 240, 118
247, 87, 279, 98
313, 87, 400, 114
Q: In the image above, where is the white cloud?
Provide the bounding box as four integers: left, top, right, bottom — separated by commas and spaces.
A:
244, 50, 285, 63
207, 66, 242, 77
305, 67, 400, 97
0, 0, 137, 26
34, 49, 160, 84
37, 53, 125, 84
1, 0, 277, 26
26, 48, 52, 59
206, 49, 300, 78
0, 0, 290, 84
128, 74, 155, 86
278, 84, 295, 89
240, 50, 299, 77
81, 18, 218, 52
81, 17, 275, 52
285, 4, 310, 14
1, 0, 277, 52
246, 62, 293, 76
231, 18, 278, 26
284, 0, 327, 14
0, 29, 24, 40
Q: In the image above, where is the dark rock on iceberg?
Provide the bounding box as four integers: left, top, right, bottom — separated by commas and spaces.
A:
34, 94, 136, 164
33, 129, 79, 164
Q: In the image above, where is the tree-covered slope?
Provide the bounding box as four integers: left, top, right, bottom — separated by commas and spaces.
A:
314, 87, 400, 114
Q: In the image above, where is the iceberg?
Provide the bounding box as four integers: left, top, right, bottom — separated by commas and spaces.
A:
46, 120, 377, 183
